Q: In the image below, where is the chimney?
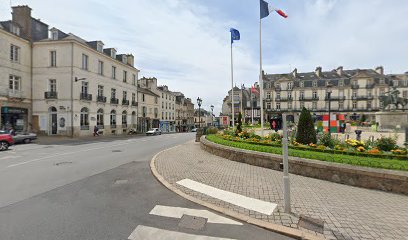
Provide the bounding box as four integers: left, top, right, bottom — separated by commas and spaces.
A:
12, 5, 32, 39
336, 66, 343, 76
127, 54, 134, 67
375, 66, 384, 75
292, 68, 297, 78
315, 66, 322, 77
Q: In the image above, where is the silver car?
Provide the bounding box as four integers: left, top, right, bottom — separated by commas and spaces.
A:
0, 130, 37, 144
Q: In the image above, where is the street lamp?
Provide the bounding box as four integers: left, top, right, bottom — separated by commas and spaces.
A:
210, 105, 214, 126
326, 83, 333, 136
71, 77, 86, 137
197, 97, 202, 128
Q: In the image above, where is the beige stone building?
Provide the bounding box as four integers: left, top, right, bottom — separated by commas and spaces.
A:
137, 86, 159, 132
0, 5, 140, 136
157, 85, 176, 132
174, 92, 194, 132
388, 72, 408, 100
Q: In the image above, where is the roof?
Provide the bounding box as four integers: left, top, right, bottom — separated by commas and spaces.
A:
137, 87, 160, 97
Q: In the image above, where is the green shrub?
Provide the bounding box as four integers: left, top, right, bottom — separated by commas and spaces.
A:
206, 127, 218, 135
267, 132, 282, 141
296, 107, 317, 144
317, 133, 341, 148
375, 137, 397, 151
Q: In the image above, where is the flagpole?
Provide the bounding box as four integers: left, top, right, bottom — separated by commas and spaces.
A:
230, 41, 235, 130
259, 18, 264, 137
251, 89, 254, 125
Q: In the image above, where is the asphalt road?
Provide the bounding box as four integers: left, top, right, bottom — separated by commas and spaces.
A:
0, 133, 293, 240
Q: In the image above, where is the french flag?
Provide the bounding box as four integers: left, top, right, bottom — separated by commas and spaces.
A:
260, 0, 288, 19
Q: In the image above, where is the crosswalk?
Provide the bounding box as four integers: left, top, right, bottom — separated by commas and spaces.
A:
128, 205, 241, 240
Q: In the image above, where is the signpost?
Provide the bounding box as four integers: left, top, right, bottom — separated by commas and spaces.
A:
282, 113, 291, 213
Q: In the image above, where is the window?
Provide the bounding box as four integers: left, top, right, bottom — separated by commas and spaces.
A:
142, 94, 145, 102
97, 43, 103, 52
98, 61, 104, 75
339, 90, 344, 97
123, 91, 127, 100
112, 66, 116, 79
166, 94, 168, 100
123, 70, 127, 82
367, 90, 372, 97
98, 85, 104, 96
142, 107, 147, 117
49, 79, 57, 92
162, 102, 164, 108
166, 112, 168, 120
288, 102, 292, 110
80, 108, 89, 129
266, 92, 271, 99
367, 101, 372, 109
312, 102, 317, 110
312, 80, 317, 87
380, 88, 385, 96
162, 112, 164, 119
123, 55, 127, 64
402, 90, 408, 98
352, 90, 357, 98
132, 93, 136, 102
162, 93, 164, 98
287, 82, 293, 90
380, 78, 385, 84
10, 45, 20, 62
380, 101, 384, 109
300, 91, 304, 99
50, 51, 56, 67
155, 108, 158, 118
97, 109, 104, 127
288, 91, 292, 99
339, 79, 344, 86
11, 24, 20, 35
339, 101, 344, 110
300, 102, 305, 109
312, 91, 317, 99
132, 74, 136, 85
81, 82, 88, 94
393, 80, 399, 87
300, 81, 304, 88
111, 88, 116, 99
110, 110, 117, 127
51, 30, 58, 40
276, 102, 281, 110
276, 92, 281, 99
122, 111, 127, 126
166, 102, 168, 109
267, 102, 271, 109
155, 97, 158, 104
352, 101, 357, 109
9, 75, 20, 91
82, 54, 89, 70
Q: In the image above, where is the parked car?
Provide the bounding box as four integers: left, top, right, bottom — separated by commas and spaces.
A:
146, 128, 162, 136
0, 132, 14, 151
191, 128, 197, 132
0, 130, 37, 144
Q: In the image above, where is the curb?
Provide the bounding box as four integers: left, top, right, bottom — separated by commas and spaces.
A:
150, 145, 325, 240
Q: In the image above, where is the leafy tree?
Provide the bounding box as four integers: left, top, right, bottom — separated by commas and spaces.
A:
237, 112, 242, 133
296, 107, 317, 144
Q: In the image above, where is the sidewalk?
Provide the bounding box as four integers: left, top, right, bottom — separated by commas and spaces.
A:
152, 140, 408, 240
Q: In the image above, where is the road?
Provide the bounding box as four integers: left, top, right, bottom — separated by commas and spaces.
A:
0, 133, 293, 240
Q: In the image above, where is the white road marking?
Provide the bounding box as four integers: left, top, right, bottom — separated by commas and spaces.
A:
149, 205, 242, 225
6, 142, 131, 168
128, 225, 236, 240
0, 155, 20, 160
176, 179, 277, 215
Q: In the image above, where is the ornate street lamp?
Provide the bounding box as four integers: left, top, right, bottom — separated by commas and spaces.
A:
210, 105, 214, 126
197, 97, 202, 128
326, 83, 333, 136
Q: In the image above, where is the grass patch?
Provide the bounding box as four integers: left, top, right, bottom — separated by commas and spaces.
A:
206, 134, 408, 171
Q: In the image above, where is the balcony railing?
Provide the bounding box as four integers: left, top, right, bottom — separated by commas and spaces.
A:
275, 96, 293, 102
97, 95, 107, 103
351, 85, 360, 89
0, 89, 24, 98
80, 93, 92, 101
352, 96, 374, 100
44, 91, 58, 99
366, 83, 375, 89
325, 96, 346, 101
131, 101, 138, 107
110, 98, 119, 104
122, 99, 130, 106
299, 96, 319, 101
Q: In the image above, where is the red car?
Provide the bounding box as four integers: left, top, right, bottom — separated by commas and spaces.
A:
0, 133, 14, 151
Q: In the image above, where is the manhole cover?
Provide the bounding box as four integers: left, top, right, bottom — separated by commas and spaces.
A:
55, 161, 72, 166
112, 150, 122, 152
114, 179, 128, 185
178, 214, 207, 231
298, 215, 324, 233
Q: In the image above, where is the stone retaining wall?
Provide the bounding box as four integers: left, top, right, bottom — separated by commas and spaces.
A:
200, 136, 408, 195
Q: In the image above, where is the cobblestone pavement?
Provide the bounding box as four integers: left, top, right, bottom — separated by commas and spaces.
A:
154, 141, 408, 240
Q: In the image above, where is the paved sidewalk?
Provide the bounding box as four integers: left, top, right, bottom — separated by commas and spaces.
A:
153, 141, 408, 240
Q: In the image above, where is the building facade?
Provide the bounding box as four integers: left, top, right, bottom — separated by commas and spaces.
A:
174, 93, 194, 132
137, 86, 160, 133
0, 5, 140, 136
157, 85, 176, 133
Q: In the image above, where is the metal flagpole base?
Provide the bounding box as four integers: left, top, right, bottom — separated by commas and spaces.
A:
283, 175, 291, 213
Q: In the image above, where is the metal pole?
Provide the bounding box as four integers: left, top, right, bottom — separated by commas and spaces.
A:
251, 90, 254, 125
231, 43, 235, 129
282, 113, 291, 213
259, 18, 264, 137
70, 43, 74, 138
328, 92, 331, 136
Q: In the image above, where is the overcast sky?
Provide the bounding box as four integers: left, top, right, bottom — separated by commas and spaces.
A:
2, 0, 407, 114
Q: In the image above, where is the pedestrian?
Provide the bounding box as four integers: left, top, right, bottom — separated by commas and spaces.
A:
93, 126, 99, 137
9, 127, 16, 136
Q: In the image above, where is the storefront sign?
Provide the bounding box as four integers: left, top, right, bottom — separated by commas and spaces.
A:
1, 107, 27, 114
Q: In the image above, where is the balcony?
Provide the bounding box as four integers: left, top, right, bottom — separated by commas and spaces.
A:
352, 96, 374, 100
299, 96, 319, 101
365, 83, 375, 89
97, 95, 107, 103
131, 101, 138, 107
275, 96, 293, 102
122, 99, 130, 106
110, 98, 119, 104
0, 89, 24, 98
351, 85, 360, 89
44, 91, 58, 99
80, 93, 92, 101
325, 96, 346, 101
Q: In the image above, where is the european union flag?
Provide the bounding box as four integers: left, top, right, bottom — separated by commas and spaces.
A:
230, 28, 240, 44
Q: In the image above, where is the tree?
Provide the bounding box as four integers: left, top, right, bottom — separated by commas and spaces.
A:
237, 112, 242, 133
296, 107, 317, 144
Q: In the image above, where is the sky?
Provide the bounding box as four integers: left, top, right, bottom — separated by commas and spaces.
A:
1, 0, 408, 114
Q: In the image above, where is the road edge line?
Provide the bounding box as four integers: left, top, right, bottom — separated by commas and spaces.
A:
150, 145, 324, 240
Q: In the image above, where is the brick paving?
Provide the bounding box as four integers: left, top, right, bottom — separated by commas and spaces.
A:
154, 141, 408, 240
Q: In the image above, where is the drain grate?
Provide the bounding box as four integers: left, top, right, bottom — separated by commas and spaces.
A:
55, 161, 72, 166
112, 150, 122, 152
298, 215, 324, 233
178, 214, 207, 231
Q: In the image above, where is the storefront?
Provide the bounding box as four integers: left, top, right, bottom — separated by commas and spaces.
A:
1, 107, 28, 131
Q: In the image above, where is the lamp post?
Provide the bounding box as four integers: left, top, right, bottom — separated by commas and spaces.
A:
210, 105, 214, 126
71, 77, 86, 137
197, 97, 202, 128
326, 84, 333, 136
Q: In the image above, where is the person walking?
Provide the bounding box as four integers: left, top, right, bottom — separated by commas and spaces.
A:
93, 126, 99, 137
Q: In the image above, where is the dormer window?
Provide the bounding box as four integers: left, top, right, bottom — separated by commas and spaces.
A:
11, 24, 20, 36
51, 30, 58, 40
122, 55, 127, 64
312, 80, 317, 87
97, 43, 104, 52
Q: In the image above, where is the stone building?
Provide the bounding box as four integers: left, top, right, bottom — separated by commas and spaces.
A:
174, 92, 195, 132
137, 86, 159, 133
194, 109, 213, 127
388, 72, 408, 100
0, 5, 140, 136
156, 85, 176, 133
